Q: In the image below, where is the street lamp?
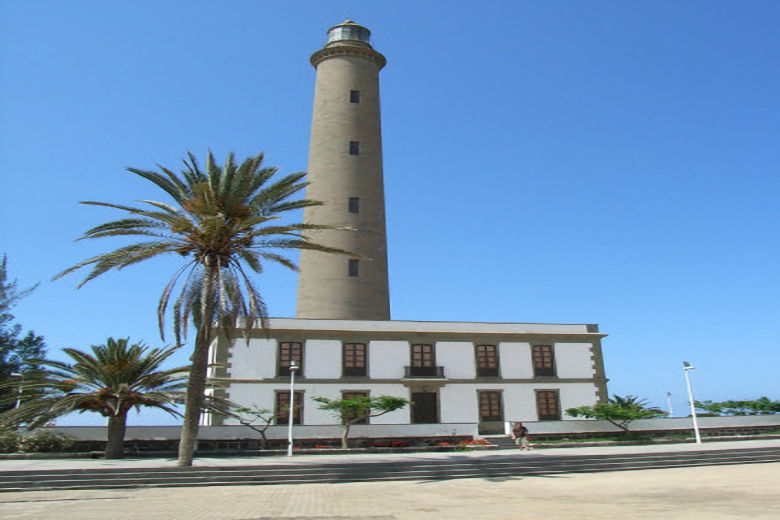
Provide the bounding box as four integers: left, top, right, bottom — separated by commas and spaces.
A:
666, 392, 674, 418
10, 372, 22, 409
286, 360, 299, 457
682, 362, 702, 444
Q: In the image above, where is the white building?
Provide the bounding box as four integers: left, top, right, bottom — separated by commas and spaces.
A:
209, 318, 607, 438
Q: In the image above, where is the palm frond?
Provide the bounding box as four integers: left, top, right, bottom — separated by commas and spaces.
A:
79, 201, 181, 226
55, 241, 183, 287
258, 251, 297, 271
157, 261, 196, 341
0, 339, 190, 428
128, 167, 188, 204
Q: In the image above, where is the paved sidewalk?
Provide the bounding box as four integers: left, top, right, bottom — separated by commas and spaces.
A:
1, 438, 778, 472
0, 457, 777, 519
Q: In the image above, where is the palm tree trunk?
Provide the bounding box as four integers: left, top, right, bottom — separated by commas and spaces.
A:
178, 260, 218, 467
105, 413, 127, 459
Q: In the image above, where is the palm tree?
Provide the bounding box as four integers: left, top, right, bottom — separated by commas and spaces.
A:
55, 151, 344, 466
0, 338, 187, 458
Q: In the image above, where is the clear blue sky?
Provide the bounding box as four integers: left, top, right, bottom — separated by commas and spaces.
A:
1, 1, 778, 425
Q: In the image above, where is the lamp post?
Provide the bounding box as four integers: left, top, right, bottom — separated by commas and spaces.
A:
682, 362, 702, 444
666, 392, 674, 418
10, 372, 22, 409
286, 360, 299, 457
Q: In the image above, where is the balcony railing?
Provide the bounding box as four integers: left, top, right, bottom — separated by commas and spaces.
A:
404, 366, 445, 378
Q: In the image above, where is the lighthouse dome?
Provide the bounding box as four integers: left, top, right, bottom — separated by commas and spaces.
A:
327, 20, 372, 46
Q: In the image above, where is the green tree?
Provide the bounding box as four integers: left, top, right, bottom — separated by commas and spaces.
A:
55, 151, 344, 466
566, 395, 665, 434
0, 337, 187, 458
313, 395, 410, 448
231, 405, 288, 450
0, 255, 46, 413
695, 397, 779, 416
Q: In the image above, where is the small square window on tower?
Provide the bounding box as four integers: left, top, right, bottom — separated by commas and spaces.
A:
349, 141, 360, 155
349, 90, 360, 103
348, 259, 359, 277
348, 197, 359, 213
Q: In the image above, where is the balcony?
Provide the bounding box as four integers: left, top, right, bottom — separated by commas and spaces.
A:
404, 366, 445, 378
476, 367, 499, 377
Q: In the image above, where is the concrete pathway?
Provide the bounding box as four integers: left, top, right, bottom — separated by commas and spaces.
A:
0, 440, 778, 519
1, 438, 778, 471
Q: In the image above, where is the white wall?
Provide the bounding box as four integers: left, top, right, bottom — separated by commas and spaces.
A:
437, 341, 475, 379
555, 343, 595, 378
558, 383, 599, 413
225, 382, 279, 418
369, 340, 408, 378
440, 385, 478, 423
228, 338, 276, 379
499, 342, 533, 378
502, 386, 537, 421
305, 339, 341, 378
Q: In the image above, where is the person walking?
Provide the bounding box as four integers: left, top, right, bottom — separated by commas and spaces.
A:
511, 421, 531, 450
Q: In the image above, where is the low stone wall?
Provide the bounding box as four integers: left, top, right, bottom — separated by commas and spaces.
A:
50, 422, 479, 441
507, 416, 780, 439
45, 423, 480, 453
40, 417, 778, 453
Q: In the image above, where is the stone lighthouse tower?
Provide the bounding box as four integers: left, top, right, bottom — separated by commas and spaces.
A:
296, 20, 391, 320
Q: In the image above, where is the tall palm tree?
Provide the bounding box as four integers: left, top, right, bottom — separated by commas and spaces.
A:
0, 338, 187, 459
55, 151, 344, 466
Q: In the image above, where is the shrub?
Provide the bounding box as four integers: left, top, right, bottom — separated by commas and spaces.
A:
0, 427, 20, 453
19, 429, 75, 452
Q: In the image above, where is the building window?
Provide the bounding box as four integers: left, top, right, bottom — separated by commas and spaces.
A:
343, 342, 367, 377
348, 259, 359, 277
532, 344, 555, 377
536, 390, 560, 420
408, 343, 440, 377
278, 341, 303, 376
349, 90, 360, 103
475, 344, 499, 377
276, 391, 303, 425
348, 197, 359, 213
349, 141, 360, 155
478, 391, 503, 422
342, 391, 369, 424
411, 344, 434, 367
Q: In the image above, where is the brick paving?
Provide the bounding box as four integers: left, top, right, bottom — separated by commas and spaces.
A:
0, 440, 778, 519
0, 463, 778, 519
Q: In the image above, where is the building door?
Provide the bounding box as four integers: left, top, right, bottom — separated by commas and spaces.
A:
411, 392, 438, 423
477, 391, 504, 435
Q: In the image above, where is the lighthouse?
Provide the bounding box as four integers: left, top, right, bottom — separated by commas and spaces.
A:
296, 20, 391, 320
213, 21, 610, 435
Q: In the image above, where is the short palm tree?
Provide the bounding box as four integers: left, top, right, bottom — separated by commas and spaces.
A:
55, 151, 344, 466
0, 338, 187, 458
